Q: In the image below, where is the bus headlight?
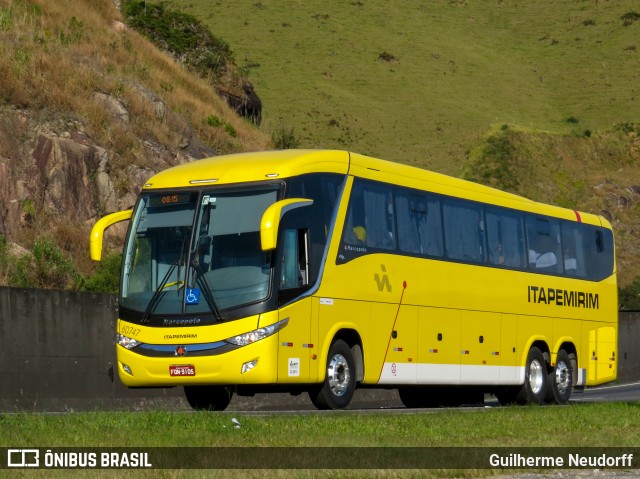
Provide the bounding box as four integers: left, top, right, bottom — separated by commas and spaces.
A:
116, 333, 142, 349
225, 318, 289, 346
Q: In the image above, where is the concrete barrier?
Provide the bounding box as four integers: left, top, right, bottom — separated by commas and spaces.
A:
0, 286, 637, 412
617, 310, 640, 384
0, 287, 185, 412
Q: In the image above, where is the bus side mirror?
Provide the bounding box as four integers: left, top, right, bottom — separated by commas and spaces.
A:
90, 210, 133, 261
260, 198, 313, 251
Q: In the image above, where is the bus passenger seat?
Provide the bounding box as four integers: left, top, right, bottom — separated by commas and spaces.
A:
528, 249, 538, 266
536, 252, 557, 269
564, 257, 578, 272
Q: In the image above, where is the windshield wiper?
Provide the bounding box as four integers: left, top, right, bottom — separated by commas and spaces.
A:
190, 259, 224, 322
141, 262, 177, 322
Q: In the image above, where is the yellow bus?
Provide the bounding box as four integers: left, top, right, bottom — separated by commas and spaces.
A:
90, 150, 617, 410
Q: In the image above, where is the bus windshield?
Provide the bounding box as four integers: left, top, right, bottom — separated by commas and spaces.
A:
120, 187, 278, 322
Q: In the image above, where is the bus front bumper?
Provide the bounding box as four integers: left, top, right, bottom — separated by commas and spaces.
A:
116, 334, 279, 387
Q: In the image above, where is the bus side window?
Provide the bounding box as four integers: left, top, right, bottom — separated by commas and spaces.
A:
585, 227, 614, 281
560, 222, 585, 277
395, 190, 443, 257
526, 217, 562, 273
443, 199, 484, 263
343, 181, 366, 246
343, 179, 396, 251
362, 183, 396, 250
486, 209, 525, 268
281, 228, 309, 290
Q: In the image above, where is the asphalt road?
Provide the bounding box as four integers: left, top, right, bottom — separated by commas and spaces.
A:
223, 381, 640, 412
570, 381, 640, 403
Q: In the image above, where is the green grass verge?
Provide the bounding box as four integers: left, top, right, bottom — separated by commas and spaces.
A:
3, 402, 639, 447
1, 403, 639, 479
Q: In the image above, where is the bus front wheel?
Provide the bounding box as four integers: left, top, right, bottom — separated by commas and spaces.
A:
516, 347, 548, 405
184, 385, 233, 411
309, 339, 356, 410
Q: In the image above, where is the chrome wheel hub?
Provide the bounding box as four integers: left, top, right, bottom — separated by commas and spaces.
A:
327, 353, 350, 397
554, 360, 570, 395
528, 359, 544, 395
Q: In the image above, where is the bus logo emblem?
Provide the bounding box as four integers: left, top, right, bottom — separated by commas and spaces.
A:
374, 265, 392, 292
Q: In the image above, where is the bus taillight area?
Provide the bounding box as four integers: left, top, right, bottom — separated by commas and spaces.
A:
116, 327, 280, 388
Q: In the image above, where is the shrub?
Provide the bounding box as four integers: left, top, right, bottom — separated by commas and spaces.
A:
122, 0, 234, 78
616, 122, 640, 135
620, 276, 640, 310
58, 16, 84, 45
272, 125, 300, 149
10, 237, 82, 290
0, 7, 13, 30
463, 130, 520, 192
207, 115, 236, 137
224, 123, 237, 137
621, 11, 640, 26
207, 115, 223, 127
83, 253, 122, 294
378, 51, 397, 62
0, 234, 6, 258
21, 198, 36, 225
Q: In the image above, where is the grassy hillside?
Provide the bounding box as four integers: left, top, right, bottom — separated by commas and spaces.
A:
461, 123, 640, 285
175, 0, 640, 290
176, 0, 639, 173
0, 0, 269, 159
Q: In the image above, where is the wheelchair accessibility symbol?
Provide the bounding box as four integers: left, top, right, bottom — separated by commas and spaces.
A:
185, 288, 200, 305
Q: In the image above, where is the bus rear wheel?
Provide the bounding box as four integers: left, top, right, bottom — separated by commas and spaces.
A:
309, 339, 356, 410
184, 385, 233, 411
545, 349, 573, 405
515, 347, 548, 405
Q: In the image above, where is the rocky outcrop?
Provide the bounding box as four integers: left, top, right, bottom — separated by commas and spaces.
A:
0, 84, 218, 254
216, 81, 262, 125
31, 134, 103, 220
93, 92, 130, 124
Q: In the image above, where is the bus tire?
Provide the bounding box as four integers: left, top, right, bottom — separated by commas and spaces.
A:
309, 339, 356, 410
545, 349, 573, 405
184, 385, 233, 411
516, 347, 548, 405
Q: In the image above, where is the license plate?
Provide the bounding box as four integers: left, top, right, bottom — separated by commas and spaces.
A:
169, 365, 195, 377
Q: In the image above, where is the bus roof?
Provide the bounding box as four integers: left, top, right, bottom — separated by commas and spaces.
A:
143, 150, 350, 189
142, 149, 607, 228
